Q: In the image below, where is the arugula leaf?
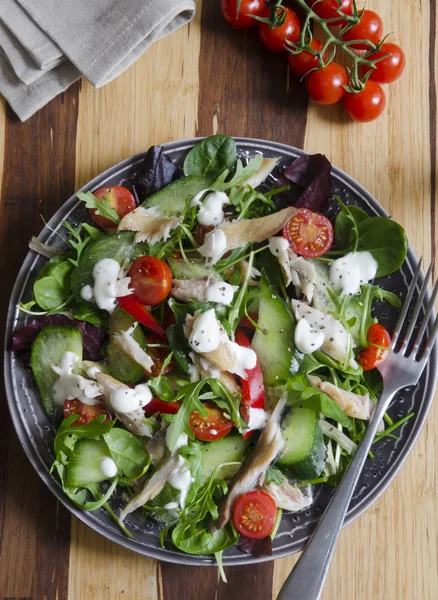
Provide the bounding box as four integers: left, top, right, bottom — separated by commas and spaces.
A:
183, 135, 236, 177
228, 251, 254, 331
208, 380, 245, 431
166, 323, 191, 373
54, 463, 119, 511
211, 155, 263, 190
76, 191, 120, 225
265, 466, 285, 486
167, 380, 210, 450
103, 428, 150, 479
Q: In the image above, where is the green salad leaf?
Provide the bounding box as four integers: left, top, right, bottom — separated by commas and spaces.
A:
184, 135, 236, 178
103, 428, 150, 479
76, 191, 120, 225
33, 254, 73, 311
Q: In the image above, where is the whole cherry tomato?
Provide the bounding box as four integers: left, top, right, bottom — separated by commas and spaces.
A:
341, 10, 383, 51
287, 39, 326, 79
89, 186, 136, 230
343, 80, 386, 122
306, 63, 348, 105
221, 0, 266, 30
310, 0, 353, 27
258, 7, 301, 53
128, 256, 172, 306
361, 43, 405, 84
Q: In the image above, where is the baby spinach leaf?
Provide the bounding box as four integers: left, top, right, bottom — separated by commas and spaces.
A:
334, 204, 369, 251
171, 520, 239, 555
33, 255, 73, 311
356, 217, 408, 277
166, 323, 191, 373
74, 304, 108, 328
184, 135, 236, 178
103, 428, 150, 479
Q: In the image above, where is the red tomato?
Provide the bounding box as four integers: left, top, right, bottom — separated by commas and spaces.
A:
361, 43, 405, 84
341, 10, 383, 50
283, 209, 334, 258
358, 323, 391, 370
233, 490, 277, 539
128, 256, 172, 307
343, 80, 386, 122
221, 0, 266, 30
144, 333, 174, 377
287, 39, 326, 79
258, 7, 301, 53
117, 295, 167, 338
63, 399, 111, 426
143, 398, 181, 417
306, 63, 348, 105
90, 186, 136, 229
189, 401, 234, 442
310, 0, 353, 26
239, 313, 258, 333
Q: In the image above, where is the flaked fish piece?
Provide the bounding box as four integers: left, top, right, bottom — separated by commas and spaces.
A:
118, 206, 183, 244
308, 375, 375, 421
261, 480, 313, 512
291, 300, 357, 368
146, 427, 167, 466
244, 157, 280, 189
113, 331, 155, 372
119, 454, 179, 523
171, 276, 219, 303
278, 250, 317, 302
216, 396, 286, 529
96, 372, 152, 437
191, 352, 241, 395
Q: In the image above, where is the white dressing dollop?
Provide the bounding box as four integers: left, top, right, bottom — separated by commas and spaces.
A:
206, 281, 238, 306
330, 251, 378, 296
92, 258, 122, 313
86, 365, 101, 380
164, 501, 179, 510
196, 191, 229, 226
198, 229, 227, 262
168, 455, 194, 509
294, 318, 324, 354
110, 382, 152, 414
246, 407, 269, 431
81, 285, 94, 302
189, 308, 221, 353
230, 343, 257, 372
52, 351, 102, 406
198, 356, 221, 378
100, 456, 118, 478
268, 236, 289, 258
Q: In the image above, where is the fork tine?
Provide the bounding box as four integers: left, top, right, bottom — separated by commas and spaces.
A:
418, 311, 438, 363
400, 260, 434, 353
391, 258, 423, 349
411, 275, 438, 354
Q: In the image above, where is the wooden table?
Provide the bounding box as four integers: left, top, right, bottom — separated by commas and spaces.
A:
0, 1, 436, 598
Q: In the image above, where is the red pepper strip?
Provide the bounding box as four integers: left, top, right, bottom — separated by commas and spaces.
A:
238, 312, 258, 332
235, 328, 265, 439
117, 295, 167, 339
143, 397, 181, 417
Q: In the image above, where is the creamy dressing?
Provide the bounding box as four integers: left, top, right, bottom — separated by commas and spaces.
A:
198, 229, 227, 263
198, 356, 221, 378
86, 365, 101, 380
190, 188, 209, 207
330, 251, 378, 295
246, 407, 269, 431
80, 285, 94, 302
196, 191, 229, 226
92, 258, 121, 312
206, 281, 238, 306
294, 318, 324, 354
99, 456, 118, 478
189, 308, 221, 353
167, 455, 194, 509
165, 423, 188, 454
52, 351, 102, 406
268, 235, 289, 258
188, 361, 200, 382
110, 382, 152, 414
229, 342, 257, 373
164, 501, 179, 510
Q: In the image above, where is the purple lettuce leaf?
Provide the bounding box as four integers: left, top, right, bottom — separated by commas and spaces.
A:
276, 153, 332, 213
236, 534, 273, 558
12, 315, 107, 361
133, 145, 180, 201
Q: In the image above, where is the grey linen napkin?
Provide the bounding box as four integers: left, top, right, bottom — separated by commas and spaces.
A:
0, 0, 195, 120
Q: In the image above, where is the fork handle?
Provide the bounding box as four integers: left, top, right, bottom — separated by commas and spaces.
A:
277, 389, 396, 600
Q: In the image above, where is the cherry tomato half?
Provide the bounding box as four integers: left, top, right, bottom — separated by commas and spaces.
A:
258, 7, 301, 53
343, 80, 386, 123
144, 333, 174, 377
306, 63, 348, 105
90, 185, 136, 229
361, 43, 405, 84
283, 208, 334, 258
287, 39, 326, 79
63, 399, 111, 426
341, 10, 383, 51
310, 0, 353, 27
143, 397, 181, 417
221, 0, 266, 30
358, 323, 391, 370
233, 490, 277, 539
128, 256, 172, 307
189, 401, 234, 442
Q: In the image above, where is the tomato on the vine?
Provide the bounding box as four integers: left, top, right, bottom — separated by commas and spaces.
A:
287, 39, 326, 79
358, 323, 391, 370
221, 0, 266, 30
233, 490, 277, 539
63, 399, 111, 426
343, 80, 386, 122
189, 401, 234, 442
341, 10, 383, 50
361, 43, 405, 84
283, 208, 334, 258
128, 256, 172, 306
306, 62, 348, 105
310, 0, 353, 27
258, 7, 301, 53
89, 186, 136, 229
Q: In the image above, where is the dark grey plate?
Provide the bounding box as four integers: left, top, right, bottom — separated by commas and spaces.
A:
4, 138, 437, 566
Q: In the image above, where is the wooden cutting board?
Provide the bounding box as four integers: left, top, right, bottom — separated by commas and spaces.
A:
0, 1, 436, 598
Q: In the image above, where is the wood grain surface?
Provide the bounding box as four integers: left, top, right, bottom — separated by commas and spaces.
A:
0, 1, 437, 599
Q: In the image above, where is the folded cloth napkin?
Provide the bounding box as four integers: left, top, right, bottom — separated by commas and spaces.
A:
0, 0, 196, 121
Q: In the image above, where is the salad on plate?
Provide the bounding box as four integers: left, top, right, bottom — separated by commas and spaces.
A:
11, 135, 412, 567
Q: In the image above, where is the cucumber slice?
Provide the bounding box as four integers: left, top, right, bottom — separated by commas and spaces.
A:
107, 307, 147, 384
252, 272, 296, 387
200, 433, 250, 483
31, 325, 83, 421
277, 408, 326, 480
168, 257, 218, 280
70, 231, 138, 306
66, 438, 112, 487
143, 175, 214, 216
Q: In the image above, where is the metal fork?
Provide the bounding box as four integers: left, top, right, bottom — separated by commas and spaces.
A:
277, 259, 438, 600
